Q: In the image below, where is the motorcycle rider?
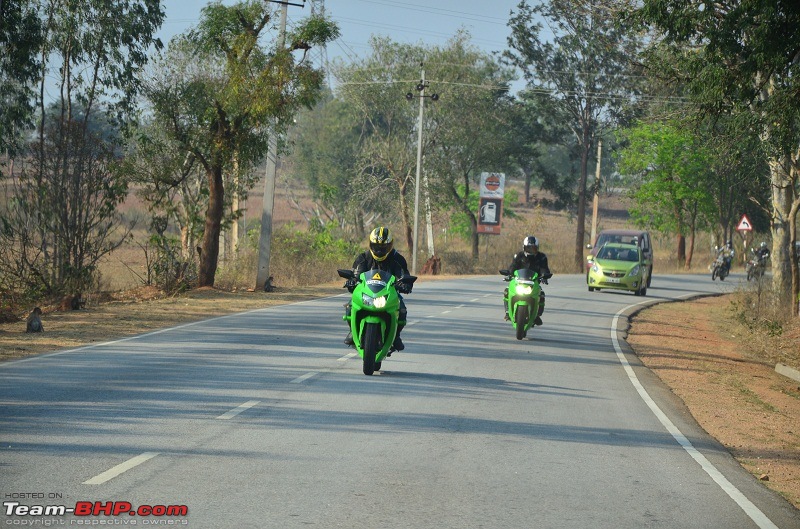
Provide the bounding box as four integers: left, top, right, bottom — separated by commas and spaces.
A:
716, 239, 735, 274
344, 226, 410, 352
505, 235, 551, 326
754, 241, 770, 262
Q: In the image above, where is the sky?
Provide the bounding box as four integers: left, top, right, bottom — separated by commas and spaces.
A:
158, 0, 526, 84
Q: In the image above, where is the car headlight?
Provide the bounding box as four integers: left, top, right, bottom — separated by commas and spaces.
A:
515, 284, 533, 296
592, 264, 600, 273
629, 265, 641, 276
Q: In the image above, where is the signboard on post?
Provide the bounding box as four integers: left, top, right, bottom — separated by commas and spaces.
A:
478, 172, 505, 234
737, 214, 753, 232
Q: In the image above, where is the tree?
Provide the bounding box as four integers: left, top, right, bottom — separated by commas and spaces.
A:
617, 121, 715, 269
141, 0, 339, 287
0, 0, 164, 299
290, 93, 372, 236
334, 32, 518, 261
628, 0, 800, 312
505, 0, 644, 271
423, 36, 518, 260
0, 0, 43, 158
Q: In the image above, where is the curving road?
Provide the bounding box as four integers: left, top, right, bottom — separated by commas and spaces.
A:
1, 272, 798, 528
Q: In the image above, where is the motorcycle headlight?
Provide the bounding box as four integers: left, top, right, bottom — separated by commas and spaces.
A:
362, 293, 387, 308
629, 265, 641, 276
515, 284, 533, 296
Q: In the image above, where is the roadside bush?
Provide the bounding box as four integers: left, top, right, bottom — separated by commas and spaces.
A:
214, 221, 361, 290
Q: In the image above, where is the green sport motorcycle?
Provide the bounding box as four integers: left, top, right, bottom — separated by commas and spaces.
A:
337, 268, 417, 375
500, 268, 552, 340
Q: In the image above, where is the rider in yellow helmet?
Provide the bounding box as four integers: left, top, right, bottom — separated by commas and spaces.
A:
344, 226, 410, 352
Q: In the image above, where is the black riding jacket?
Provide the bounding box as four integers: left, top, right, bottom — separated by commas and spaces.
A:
353, 249, 409, 279
509, 251, 551, 277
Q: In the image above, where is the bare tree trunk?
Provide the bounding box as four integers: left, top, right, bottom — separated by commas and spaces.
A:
789, 190, 799, 317
574, 132, 591, 272
199, 165, 225, 287
768, 157, 793, 308
398, 179, 413, 254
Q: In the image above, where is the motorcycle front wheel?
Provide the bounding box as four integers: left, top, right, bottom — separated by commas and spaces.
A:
515, 305, 528, 341
362, 322, 381, 375
711, 267, 718, 281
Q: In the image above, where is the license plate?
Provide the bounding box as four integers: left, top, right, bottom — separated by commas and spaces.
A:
606, 277, 621, 283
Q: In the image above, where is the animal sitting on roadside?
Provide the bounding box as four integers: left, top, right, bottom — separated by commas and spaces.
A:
26, 307, 43, 333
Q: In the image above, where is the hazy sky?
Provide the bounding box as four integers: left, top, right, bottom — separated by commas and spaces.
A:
158, 0, 523, 65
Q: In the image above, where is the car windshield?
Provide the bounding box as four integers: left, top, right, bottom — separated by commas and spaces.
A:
598, 246, 639, 262
598, 234, 639, 247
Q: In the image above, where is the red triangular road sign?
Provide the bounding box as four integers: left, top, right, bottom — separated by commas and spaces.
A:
737, 214, 753, 231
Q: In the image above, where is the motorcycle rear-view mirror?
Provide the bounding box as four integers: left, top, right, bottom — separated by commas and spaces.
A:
499, 269, 511, 276
337, 269, 355, 280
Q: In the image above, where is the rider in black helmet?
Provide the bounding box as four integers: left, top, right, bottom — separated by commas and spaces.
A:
344, 226, 410, 352
505, 235, 550, 326
755, 241, 770, 261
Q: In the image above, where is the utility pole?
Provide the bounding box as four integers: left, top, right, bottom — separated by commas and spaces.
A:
255, 1, 291, 291
406, 64, 438, 275
590, 139, 603, 246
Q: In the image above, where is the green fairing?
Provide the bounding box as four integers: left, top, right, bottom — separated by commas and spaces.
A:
340, 268, 411, 375
501, 268, 544, 341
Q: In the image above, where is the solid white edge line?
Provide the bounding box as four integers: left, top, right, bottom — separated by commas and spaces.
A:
612, 301, 779, 529
83, 452, 159, 485
216, 400, 260, 420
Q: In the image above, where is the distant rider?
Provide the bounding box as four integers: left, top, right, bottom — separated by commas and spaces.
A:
505, 235, 551, 326
717, 240, 735, 273
344, 226, 410, 352
754, 241, 770, 262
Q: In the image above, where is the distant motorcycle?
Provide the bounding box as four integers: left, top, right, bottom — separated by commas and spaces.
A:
746, 249, 769, 281
711, 253, 731, 281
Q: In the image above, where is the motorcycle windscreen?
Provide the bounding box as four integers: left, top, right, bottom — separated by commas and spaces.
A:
516, 268, 538, 281
362, 269, 393, 294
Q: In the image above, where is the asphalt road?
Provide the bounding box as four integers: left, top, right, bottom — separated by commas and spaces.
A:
2, 272, 798, 528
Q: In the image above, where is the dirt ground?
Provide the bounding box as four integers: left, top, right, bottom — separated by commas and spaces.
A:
0, 284, 798, 510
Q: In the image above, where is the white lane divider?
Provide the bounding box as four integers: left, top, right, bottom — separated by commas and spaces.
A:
291, 372, 318, 384
83, 452, 159, 485
612, 303, 778, 529
216, 400, 260, 420
338, 352, 357, 361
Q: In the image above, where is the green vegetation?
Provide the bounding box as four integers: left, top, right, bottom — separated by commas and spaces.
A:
0, 0, 798, 319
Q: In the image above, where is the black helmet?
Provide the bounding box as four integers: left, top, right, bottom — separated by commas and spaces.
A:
369, 226, 394, 262
523, 235, 539, 256
760, 241, 767, 249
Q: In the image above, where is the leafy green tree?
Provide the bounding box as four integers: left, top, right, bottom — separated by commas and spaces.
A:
0, 0, 164, 299
0, 0, 43, 159
423, 36, 518, 260
617, 121, 715, 269
290, 92, 373, 238
505, 0, 645, 271
141, 0, 339, 287
332, 32, 517, 261
334, 37, 426, 253
510, 90, 577, 208
627, 0, 800, 310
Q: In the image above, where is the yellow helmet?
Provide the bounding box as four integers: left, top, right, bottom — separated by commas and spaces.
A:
369, 226, 394, 262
